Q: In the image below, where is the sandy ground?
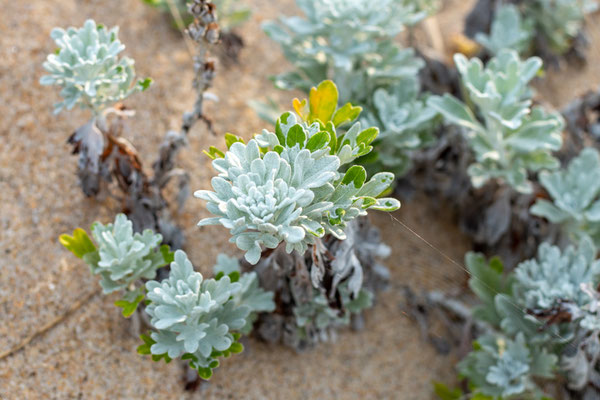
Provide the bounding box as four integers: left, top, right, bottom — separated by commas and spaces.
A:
1, 0, 598, 398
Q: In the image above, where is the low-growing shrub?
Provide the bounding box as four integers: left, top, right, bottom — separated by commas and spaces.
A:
261, 0, 440, 176
438, 238, 600, 398
61, 214, 274, 379
470, 0, 598, 61
428, 50, 564, 194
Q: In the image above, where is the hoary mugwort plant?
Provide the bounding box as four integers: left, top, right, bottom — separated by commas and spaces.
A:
428, 49, 564, 194
531, 147, 600, 248
437, 237, 600, 399
261, 0, 440, 176
41, 2, 220, 248
60, 214, 274, 379
473, 0, 598, 61
58, 79, 398, 378
198, 80, 400, 264
197, 80, 399, 348
40, 19, 151, 115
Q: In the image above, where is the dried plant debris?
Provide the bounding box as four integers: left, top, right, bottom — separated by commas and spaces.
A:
465, 0, 598, 65
42, 4, 220, 247
249, 217, 390, 350
142, 0, 249, 64
560, 86, 600, 162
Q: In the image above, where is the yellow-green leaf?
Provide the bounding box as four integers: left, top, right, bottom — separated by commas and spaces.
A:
332, 102, 362, 127
308, 80, 339, 124
293, 98, 309, 121
224, 133, 244, 149
59, 228, 96, 258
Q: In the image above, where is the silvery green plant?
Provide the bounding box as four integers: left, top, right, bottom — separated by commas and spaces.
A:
61, 214, 274, 379
196, 80, 400, 264
513, 237, 600, 315
60, 214, 174, 317
531, 148, 600, 247
526, 0, 596, 57
457, 333, 556, 399
40, 19, 151, 115
439, 239, 600, 398
475, 4, 534, 57
262, 0, 428, 98
138, 250, 273, 379
469, 0, 597, 60
530, 0, 598, 56
41, 9, 219, 246
362, 81, 439, 175
428, 50, 564, 194
261, 0, 439, 176
213, 254, 276, 334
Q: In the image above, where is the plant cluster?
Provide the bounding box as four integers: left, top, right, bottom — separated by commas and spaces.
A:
197, 80, 398, 348
41, 4, 220, 247
45, 0, 600, 395
58, 77, 396, 377
197, 80, 400, 264
61, 214, 274, 379
444, 236, 600, 399
428, 49, 564, 194
40, 19, 151, 115
261, 0, 440, 176
473, 0, 598, 60
531, 148, 600, 248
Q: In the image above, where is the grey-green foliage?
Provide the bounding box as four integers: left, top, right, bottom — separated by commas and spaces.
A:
144, 250, 250, 376
532, 0, 598, 55
531, 148, 600, 247
459, 238, 600, 398
40, 19, 150, 115
293, 284, 372, 339
513, 237, 600, 312
213, 254, 276, 334
87, 214, 167, 294
476, 4, 534, 56
263, 0, 428, 99
477, 1, 597, 57
262, 0, 438, 175
196, 81, 400, 264
428, 50, 564, 193
362, 80, 439, 175
458, 333, 556, 399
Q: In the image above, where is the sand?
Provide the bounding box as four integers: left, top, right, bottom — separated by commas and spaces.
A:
1, 0, 598, 398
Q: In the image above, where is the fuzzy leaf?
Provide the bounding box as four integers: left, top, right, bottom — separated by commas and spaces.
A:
59, 228, 96, 258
